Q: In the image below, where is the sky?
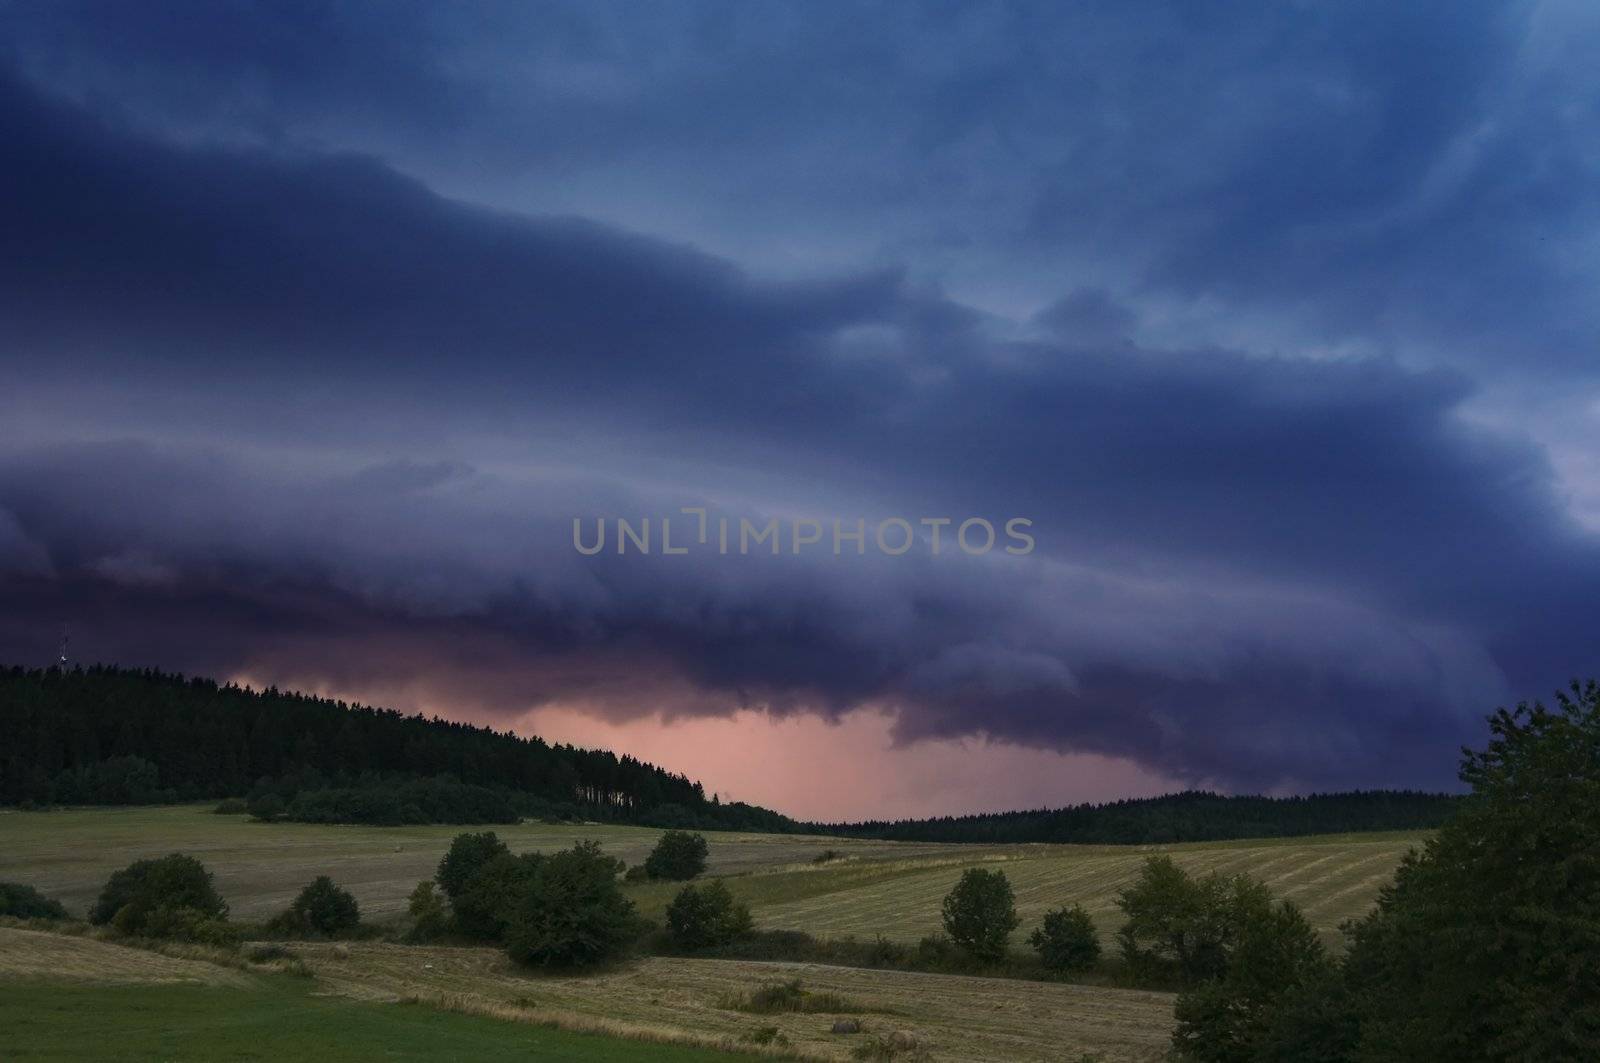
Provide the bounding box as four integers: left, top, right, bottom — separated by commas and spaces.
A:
2, 1, 1598, 819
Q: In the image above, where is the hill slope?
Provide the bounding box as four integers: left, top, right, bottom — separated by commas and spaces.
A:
4, 664, 1456, 839
0, 665, 790, 831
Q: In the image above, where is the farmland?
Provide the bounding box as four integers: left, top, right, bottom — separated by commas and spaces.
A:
0, 929, 761, 1062
0, 805, 1423, 947
0, 807, 1428, 1060
0, 923, 1176, 1062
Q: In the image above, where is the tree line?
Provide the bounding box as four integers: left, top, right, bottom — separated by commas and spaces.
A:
5, 678, 1594, 1059
4, 663, 1458, 841
0, 665, 792, 832
812, 789, 1461, 844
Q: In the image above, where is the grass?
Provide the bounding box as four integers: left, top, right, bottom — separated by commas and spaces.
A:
0, 805, 944, 921
287, 939, 1178, 1061
718, 979, 870, 1015
732, 833, 1422, 949
0, 978, 771, 1061
0, 806, 1422, 951
0, 807, 1427, 1060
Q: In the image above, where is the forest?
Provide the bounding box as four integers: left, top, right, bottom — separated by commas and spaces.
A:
815, 789, 1461, 844
3, 665, 1458, 839
0, 666, 792, 832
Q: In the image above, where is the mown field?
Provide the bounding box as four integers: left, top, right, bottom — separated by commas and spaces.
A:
0, 806, 1423, 948
0, 925, 1176, 1062
0, 928, 761, 1062
0, 809, 1428, 1061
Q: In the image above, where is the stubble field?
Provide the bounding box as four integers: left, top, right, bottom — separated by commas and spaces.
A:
0, 805, 1422, 948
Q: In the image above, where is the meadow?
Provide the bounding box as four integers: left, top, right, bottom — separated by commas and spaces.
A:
0, 928, 761, 1062
0, 806, 1428, 1060
0, 923, 1175, 1062
0, 805, 1423, 947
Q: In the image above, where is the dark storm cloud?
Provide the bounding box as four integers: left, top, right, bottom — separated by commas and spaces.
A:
2, 8, 1598, 796
7, 1, 1596, 368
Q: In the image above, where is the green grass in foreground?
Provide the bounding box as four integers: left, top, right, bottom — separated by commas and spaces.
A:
0, 979, 762, 1062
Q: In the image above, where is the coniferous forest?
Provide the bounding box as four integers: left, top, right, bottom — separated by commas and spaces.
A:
816, 789, 1461, 845
0, 666, 791, 832
2, 664, 1457, 840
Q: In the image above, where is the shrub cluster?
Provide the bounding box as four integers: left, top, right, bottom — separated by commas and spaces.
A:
429, 832, 640, 969
1167, 679, 1600, 1062
719, 978, 864, 1015
642, 831, 708, 881
267, 876, 362, 938
665, 880, 751, 950
1028, 904, 1101, 974
90, 853, 230, 941
248, 777, 518, 825
0, 881, 68, 920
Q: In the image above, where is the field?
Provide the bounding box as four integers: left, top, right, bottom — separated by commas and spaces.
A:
0, 805, 1423, 947
0, 929, 758, 1062
0, 924, 1175, 1062
0, 807, 1427, 1061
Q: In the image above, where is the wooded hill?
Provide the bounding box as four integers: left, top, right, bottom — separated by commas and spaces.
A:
0, 665, 791, 831
3, 665, 1458, 839
814, 789, 1460, 845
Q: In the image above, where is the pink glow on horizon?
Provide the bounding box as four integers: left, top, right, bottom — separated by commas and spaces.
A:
225, 669, 1187, 820
516, 705, 1186, 821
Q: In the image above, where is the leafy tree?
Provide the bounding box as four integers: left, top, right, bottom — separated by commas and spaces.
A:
1116, 856, 1273, 985
665, 880, 753, 950
246, 792, 284, 822
940, 868, 1019, 962
1028, 904, 1101, 973
269, 876, 361, 938
0, 881, 68, 920
406, 880, 448, 942
90, 853, 228, 934
643, 830, 708, 881
140, 904, 240, 947
505, 841, 636, 968
452, 852, 542, 941
1334, 680, 1600, 1061
436, 831, 510, 899
1251, 967, 1359, 1063
1171, 896, 1329, 1061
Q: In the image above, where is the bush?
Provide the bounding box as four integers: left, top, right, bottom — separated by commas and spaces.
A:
436, 831, 511, 899
665, 880, 753, 951
851, 1032, 930, 1061
246, 792, 285, 822
720, 978, 864, 1015
90, 853, 228, 935
139, 905, 240, 947
1170, 895, 1328, 1062
1029, 904, 1101, 973
1334, 681, 1600, 1061
0, 882, 69, 920
406, 880, 449, 942
1189, 681, 1600, 1062
1115, 856, 1264, 985
940, 868, 1019, 962
505, 840, 636, 968
643, 830, 708, 881
212, 798, 248, 815
268, 876, 361, 938
452, 852, 543, 941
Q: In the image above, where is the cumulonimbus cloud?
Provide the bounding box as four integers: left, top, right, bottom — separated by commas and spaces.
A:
1, 59, 1597, 796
